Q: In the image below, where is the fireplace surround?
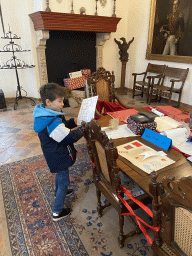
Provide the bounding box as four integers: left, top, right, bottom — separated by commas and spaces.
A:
29, 11, 121, 86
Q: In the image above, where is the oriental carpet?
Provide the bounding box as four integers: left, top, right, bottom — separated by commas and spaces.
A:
0, 143, 153, 256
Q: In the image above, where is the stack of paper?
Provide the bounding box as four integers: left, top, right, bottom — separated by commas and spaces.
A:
155, 116, 180, 132
161, 128, 188, 147
101, 124, 136, 139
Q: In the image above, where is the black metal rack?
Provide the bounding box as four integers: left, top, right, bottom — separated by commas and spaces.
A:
0, 29, 35, 110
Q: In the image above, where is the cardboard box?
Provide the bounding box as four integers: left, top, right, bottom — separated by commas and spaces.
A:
81, 69, 91, 79
71, 90, 85, 98
69, 71, 82, 79
127, 117, 157, 135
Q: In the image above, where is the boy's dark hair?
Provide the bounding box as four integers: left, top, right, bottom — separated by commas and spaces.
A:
39, 83, 65, 106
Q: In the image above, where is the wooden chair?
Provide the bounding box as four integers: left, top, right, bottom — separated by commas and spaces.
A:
82, 119, 151, 248
132, 63, 166, 102
86, 67, 130, 118
148, 67, 189, 107
149, 172, 192, 256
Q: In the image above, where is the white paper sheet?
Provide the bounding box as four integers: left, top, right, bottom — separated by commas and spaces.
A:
175, 141, 192, 156
77, 96, 98, 125
117, 140, 175, 174
139, 150, 167, 160
101, 124, 137, 139
155, 116, 180, 132
161, 128, 188, 147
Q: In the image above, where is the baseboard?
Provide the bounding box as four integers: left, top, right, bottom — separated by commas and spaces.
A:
125, 88, 192, 111
5, 97, 41, 102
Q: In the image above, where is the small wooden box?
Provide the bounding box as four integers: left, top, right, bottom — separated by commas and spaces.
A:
0, 89, 6, 109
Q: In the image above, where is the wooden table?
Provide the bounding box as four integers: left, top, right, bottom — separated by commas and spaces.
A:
97, 115, 192, 196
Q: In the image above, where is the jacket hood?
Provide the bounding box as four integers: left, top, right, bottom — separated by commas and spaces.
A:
33, 103, 63, 133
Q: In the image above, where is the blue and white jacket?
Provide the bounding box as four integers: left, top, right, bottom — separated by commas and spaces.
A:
33, 103, 83, 173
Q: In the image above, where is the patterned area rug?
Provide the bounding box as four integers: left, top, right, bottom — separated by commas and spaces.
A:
0, 143, 153, 256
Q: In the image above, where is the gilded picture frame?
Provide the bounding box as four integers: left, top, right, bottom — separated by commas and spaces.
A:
146, 0, 192, 64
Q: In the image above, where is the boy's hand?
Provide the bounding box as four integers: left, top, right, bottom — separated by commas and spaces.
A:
74, 118, 77, 125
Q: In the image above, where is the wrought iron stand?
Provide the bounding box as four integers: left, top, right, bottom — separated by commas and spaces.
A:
0, 29, 35, 110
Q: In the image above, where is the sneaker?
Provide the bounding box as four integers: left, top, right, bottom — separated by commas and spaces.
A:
66, 188, 73, 196
52, 208, 71, 221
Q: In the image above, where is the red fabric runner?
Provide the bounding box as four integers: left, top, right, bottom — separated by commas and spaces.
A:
117, 186, 160, 245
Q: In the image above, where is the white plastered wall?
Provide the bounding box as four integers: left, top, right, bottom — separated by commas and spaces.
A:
0, 0, 192, 106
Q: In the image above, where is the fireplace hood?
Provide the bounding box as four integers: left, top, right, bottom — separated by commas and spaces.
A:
29, 11, 121, 33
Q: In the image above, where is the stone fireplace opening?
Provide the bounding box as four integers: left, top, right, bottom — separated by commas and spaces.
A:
46, 30, 96, 87
29, 11, 121, 88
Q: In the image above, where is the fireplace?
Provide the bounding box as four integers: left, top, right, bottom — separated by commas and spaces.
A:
29, 11, 121, 86
46, 30, 96, 86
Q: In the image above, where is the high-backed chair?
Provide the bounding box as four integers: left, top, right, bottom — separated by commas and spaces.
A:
148, 67, 189, 107
82, 119, 151, 247
149, 172, 192, 256
86, 67, 130, 118
132, 63, 166, 102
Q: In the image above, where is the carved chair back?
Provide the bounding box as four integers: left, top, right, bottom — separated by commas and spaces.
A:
82, 119, 121, 192
87, 67, 115, 102
149, 172, 192, 256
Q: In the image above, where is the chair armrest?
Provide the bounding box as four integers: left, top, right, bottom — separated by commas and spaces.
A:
132, 71, 147, 76
147, 74, 162, 79
170, 78, 184, 83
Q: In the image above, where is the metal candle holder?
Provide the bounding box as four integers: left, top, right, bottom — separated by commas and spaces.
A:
112, 0, 116, 17
71, 0, 74, 14
45, 0, 51, 12
0, 29, 35, 110
95, 0, 98, 16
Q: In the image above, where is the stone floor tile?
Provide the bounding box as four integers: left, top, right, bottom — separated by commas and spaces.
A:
13, 140, 30, 148
22, 134, 36, 141
7, 134, 25, 140
2, 147, 20, 155
1, 137, 18, 147
27, 137, 39, 144
14, 123, 30, 129
17, 128, 33, 134
24, 143, 40, 150
14, 147, 33, 157
0, 152, 13, 163
0, 135, 12, 143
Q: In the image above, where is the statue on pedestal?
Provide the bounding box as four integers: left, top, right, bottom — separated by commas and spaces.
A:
114, 37, 134, 94
114, 37, 134, 61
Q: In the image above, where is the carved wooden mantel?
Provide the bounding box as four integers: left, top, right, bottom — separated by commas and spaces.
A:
29, 12, 121, 87
29, 11, 121, 32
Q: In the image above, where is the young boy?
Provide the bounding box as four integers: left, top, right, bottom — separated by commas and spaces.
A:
33, 83, 83, 221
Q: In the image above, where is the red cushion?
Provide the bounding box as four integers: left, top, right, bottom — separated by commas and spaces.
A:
95, 101, 126, 120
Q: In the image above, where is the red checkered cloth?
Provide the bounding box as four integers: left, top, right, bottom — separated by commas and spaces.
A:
156, 106, 190, 123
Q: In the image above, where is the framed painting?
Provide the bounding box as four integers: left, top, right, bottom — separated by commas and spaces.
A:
146, 0, 192, 64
